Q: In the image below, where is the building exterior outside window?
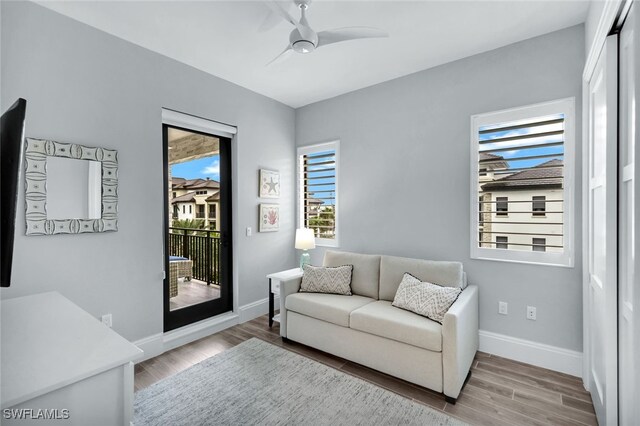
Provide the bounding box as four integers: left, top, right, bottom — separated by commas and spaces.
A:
170, 177, 220, 231
532, 238, 546, 252
496, 236, 508, 249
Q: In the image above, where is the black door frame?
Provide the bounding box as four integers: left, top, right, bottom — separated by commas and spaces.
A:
162, 123, 233, 332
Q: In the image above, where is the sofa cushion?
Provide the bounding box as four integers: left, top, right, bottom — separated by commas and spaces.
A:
379, 255, 464, 301
300, 264, 353, 295
285, 293, 375, 328
350, 301, 442, 352
324, 251, 380, 299
392, 273, 462, 324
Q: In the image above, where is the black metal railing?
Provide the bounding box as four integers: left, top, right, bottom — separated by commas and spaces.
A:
169, 227, 221, 285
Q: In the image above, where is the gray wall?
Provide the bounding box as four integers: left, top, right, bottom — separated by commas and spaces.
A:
1, 1, 586, 351
0, 1, 296, 342
296, 25, 585, 351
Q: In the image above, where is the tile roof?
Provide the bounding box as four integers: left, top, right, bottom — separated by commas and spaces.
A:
481, 159, 563, 190
479, 152, 503, 161
205, 192, 220, 202
171, 191, 196, 204
479, 152, 508, 170
172, 177, 220, 190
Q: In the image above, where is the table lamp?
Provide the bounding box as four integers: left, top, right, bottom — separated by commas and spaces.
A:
295, 228, 316, 270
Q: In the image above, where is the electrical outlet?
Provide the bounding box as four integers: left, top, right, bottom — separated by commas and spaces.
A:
246, 227, 252, 237
526, 306, 537, 321
498, 301, 508, 315
102, 314, 113, 328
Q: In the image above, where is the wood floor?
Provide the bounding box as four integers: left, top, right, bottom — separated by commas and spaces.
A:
169, 279, 220, 311
135, 315, 597, 426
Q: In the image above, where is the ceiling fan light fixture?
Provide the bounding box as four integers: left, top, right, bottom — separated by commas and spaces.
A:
265, 0, 388, 66
292, 40, 315, 54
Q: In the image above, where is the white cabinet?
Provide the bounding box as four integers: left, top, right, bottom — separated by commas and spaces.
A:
1, 292, 143, 425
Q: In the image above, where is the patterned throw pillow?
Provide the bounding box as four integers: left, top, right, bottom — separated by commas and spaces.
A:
392, 273, 462, 323
300, 264, 353, 295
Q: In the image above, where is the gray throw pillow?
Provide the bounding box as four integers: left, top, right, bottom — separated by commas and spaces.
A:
300, 264, 353, 295
392, 273, 462, 323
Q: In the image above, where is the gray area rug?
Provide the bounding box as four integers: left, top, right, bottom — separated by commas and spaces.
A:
134, 338, 467, 426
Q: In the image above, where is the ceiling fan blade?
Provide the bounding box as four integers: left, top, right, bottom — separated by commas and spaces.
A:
317, 27, 389, 48
265, 1, 300, 29
265, 1, 315, 40
266, 45, 294, 66
258, 7, 288, 33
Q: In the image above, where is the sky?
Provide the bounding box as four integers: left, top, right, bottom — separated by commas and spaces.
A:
171, 155, 220, 181
305, 150, 336, 206
479, 113, 564, 170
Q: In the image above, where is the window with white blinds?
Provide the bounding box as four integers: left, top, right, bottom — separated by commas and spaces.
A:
298, 141, 339, 246
470, 98, 574, 267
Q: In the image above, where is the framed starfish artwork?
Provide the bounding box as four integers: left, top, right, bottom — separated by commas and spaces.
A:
259, 169, 280, 198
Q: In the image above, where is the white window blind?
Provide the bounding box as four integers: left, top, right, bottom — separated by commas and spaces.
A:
470, 98, 574, 267
298, 141, 339, 246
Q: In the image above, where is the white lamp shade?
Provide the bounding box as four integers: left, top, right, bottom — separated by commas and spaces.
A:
295, 228, 316, 250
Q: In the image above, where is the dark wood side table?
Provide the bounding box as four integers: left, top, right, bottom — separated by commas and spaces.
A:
267, 268, 304, 327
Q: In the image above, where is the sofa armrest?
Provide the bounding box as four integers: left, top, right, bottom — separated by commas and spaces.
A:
442, 285, 479, 399
279, 276, 302, 338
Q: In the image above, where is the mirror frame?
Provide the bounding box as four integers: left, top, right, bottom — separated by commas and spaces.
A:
24, 138, 118, 235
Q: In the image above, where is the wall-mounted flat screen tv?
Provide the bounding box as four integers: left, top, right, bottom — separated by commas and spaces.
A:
1, 98, 27, 288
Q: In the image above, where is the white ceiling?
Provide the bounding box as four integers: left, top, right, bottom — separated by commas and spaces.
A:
36, 1, 590, 108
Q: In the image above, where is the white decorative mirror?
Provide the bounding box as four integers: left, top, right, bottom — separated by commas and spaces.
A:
24, 138, 118, 235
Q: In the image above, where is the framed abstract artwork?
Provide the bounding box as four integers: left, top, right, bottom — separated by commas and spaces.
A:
259, 204, 279, 232
259, 169, 280, 198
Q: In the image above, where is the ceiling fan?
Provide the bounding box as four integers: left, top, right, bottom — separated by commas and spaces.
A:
266, 0, 389, 65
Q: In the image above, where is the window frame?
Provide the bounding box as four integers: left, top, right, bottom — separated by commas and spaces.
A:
496, 236, 509, 249
532, 195, 546, 217
469, 98, 575, 267
495, 196, 509, 216
297, 140, 340, 248
532, 237, 546, 252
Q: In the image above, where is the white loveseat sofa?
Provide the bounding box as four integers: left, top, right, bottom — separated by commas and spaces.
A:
279, 251, 479, 403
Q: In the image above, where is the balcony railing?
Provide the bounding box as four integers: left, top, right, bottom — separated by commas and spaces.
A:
169, 227, 221, 285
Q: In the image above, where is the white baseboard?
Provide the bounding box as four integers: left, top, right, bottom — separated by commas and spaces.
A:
132, 297, 279, 362
133, 332, 164, 362
238, 296, 279, 323
479, 330, 583, 378
163, 312, 239, 352
132, 313, 238, 362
